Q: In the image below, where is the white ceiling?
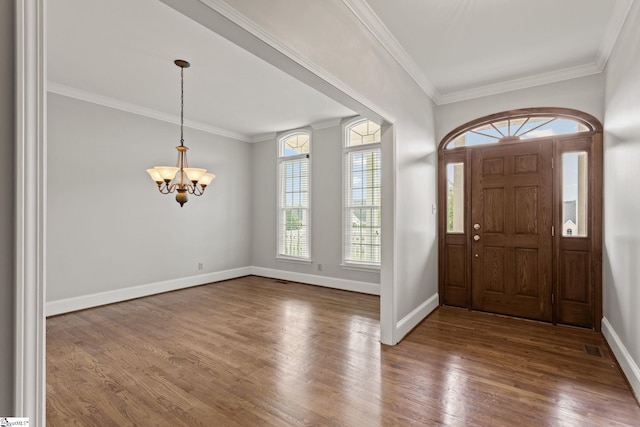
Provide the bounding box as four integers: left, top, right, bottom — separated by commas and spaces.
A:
48, 0, 632, 140
348, 0, 632, 104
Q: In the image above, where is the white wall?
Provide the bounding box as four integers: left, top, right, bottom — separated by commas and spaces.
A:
436, 74, 605, 143
602, 0, 640, 400
47, 93, 252, 307
0, 0, 15, 413
250, 123, 380, 290
220, 0, 438, 343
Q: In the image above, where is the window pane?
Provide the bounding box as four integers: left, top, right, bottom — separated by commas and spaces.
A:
281, 208, 309, 257
279, 156, 310, 258
280, 133, 310, 157
344, 145, 381, 266
472, 122, 504, 139
348, 207, 381, 264
562, 152, 588, 237
447, 162, 464, 233
520, 117, 588, 140
347, 120, 381, 147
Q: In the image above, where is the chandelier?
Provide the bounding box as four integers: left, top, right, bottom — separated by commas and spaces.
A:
147, 59, 215, 207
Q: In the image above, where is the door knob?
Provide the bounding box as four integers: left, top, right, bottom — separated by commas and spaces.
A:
473, 223, 481, 230
473, 235, 480, 241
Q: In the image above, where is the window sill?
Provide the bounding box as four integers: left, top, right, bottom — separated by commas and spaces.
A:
276, 256, 312, 265
341, 263, 381, 273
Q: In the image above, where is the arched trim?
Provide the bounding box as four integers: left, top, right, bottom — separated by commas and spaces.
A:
439, 108, 602, 151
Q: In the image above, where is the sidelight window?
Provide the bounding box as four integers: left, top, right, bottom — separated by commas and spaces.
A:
562, 151, 588, 237
446, 162, 464, 233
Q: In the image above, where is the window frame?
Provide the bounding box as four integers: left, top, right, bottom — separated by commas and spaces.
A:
342, 117, 382, 270
276, 130, 312, 263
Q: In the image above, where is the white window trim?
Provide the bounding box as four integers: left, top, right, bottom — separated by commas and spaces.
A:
276, 129, 312, 262
276, 256, 313, 265
341, 262, 381, 272
342, 117, 382, 268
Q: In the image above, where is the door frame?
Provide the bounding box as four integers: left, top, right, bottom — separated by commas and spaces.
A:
437, 108, 603, 330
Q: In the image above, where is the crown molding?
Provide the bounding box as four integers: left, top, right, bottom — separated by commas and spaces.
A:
249, 117, 343, 143
437, 62, 602, 105
47, 81, 252, 142
48, 82, 347, 143
341, 0, 633, 106
341, 0, 440, 103
249, 132, 276, 143
595, 0, 633, 71
310, 117, 342, 130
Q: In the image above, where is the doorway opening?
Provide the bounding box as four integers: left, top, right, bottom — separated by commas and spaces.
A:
438, 108, 603, 330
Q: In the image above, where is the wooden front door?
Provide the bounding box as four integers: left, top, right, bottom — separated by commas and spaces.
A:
470, 141, 553, 321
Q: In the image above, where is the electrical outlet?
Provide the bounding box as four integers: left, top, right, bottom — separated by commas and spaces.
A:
198, 262, 203, 270
317, 263, 322, 271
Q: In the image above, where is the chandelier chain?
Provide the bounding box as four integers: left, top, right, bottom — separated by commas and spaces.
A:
180, 65, 184, 146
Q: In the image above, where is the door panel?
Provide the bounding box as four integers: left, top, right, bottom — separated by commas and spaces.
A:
514, 186, 538, 234
558, 248, 591, 326
471, 142, 553, 322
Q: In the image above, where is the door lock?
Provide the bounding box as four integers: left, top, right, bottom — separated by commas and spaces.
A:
473, 234, 480, 241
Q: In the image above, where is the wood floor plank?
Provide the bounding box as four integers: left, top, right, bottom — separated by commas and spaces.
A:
47, 276, 640, 426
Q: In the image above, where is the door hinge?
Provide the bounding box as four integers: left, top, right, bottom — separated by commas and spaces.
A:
551, 157, 554, 169
551, 226, 555, 236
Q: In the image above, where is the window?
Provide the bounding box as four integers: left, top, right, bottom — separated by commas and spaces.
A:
445, 114, 592, 150
447, 162, 464, 233
562, 151, 588, 237
343, 119, 381, 267
278, 132, 311, 260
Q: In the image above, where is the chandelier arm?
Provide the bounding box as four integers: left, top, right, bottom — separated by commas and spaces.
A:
166, 182, 199, 195
156, 182, 171, 194
186, 183, 198, 194
191, 185, 205, 196
167, 183, 180, 194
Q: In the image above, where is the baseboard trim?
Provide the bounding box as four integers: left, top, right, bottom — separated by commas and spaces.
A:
602, 316, 640, 403
396, 293, 439, 341
250, 267, 380, 295
46, 267, 380, 316
46, 267, 252, 317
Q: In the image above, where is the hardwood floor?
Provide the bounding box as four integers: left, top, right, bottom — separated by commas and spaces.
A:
47, 276, 640, 426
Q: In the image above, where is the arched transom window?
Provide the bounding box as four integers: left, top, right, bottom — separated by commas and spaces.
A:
444, 111, 595, 150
